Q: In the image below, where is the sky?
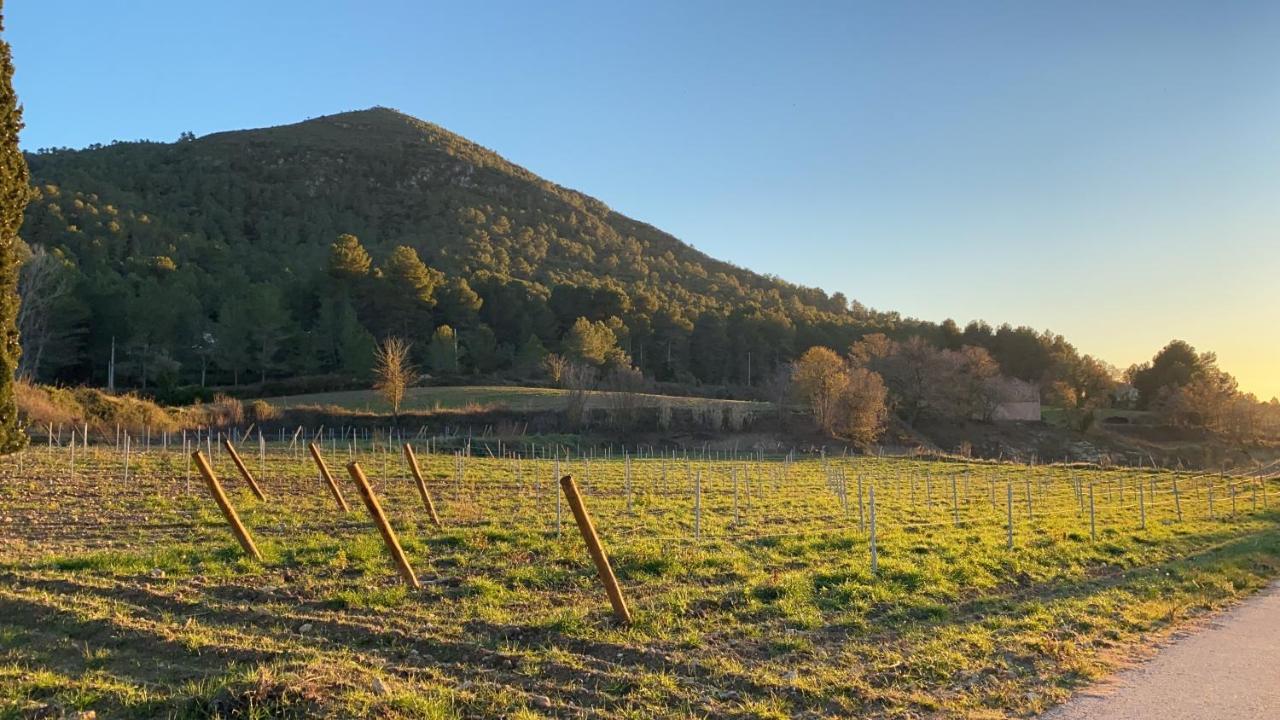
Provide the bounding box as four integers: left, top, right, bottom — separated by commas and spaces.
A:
8, 1, 1280, 398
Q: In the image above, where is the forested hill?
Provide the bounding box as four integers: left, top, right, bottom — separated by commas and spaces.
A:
19, 106, 1077, 395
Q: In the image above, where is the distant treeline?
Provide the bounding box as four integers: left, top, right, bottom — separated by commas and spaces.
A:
17, 108, 1122, 409
20, 105, 1270, 447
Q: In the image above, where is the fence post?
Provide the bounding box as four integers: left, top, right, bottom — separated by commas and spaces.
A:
1088, 483, 1097, 541
625, 453, 633, 514
733, 467, 740, 526
402, 443, 442, 528
857, 474, 866, 531
192, 450, 262, 561
308, 442, 350, 512
1139, 483, 1146, 529
1173, 476, 1183, 521
560, 475, 633, 625
1006, 482, 1014, 550
869, 485, 878, 575
951, 474, 959, 526
222, 438, 266, 501
694, 470, 703, 539
555, 457, 563, 538
346, 462, 420, 589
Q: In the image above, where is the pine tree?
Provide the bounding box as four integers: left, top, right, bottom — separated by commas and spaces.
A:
427, 325, 459, 374
0, 7, 28, 453
328, 233, 371, 280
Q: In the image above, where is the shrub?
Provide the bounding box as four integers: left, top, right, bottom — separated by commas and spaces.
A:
14, 380, 80, 429
202, 395, 245, 428
249, 399, 280, 423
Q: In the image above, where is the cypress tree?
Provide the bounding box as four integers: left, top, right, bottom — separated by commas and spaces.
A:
0, 4, 28, 453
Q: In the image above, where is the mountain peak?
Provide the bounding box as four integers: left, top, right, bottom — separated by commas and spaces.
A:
22, 109, 878, 389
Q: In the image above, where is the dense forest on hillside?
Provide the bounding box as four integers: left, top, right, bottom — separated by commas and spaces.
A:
16, 108, 1123, 408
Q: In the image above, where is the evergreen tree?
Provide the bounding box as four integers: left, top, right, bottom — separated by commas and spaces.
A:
375, 245, 440, 337
463, 325, 500, 374
435, 276, 482, 327
213, 295, 254, 385
427, 324, 459, 374
0, 8, 26, 452
513, 334, 548, 378
562, 317, 627, 368
328, 233, 371, 280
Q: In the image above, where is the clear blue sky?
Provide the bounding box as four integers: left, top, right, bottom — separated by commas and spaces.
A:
9, 1, 1280, 398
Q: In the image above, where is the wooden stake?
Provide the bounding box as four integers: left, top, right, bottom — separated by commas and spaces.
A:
1139, 483, 1146, 529
1006, 482, 1014, 549
951, 474, 959, 526
694, 469, 702, 539
1088, 483, 1097, 541
560, 474, 632, 624
192, 450, 262, 560
869, 485, 878, 575
222, 438, 266, 501
346, 462, 420, 589
308, 442, 350, 512
402, 443, 442, 528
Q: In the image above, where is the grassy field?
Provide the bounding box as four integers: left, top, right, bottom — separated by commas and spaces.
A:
1, 438, 1278, 718
260, 385, 770, 415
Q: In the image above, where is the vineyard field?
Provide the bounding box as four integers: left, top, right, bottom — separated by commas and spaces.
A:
2, 435, 1278, 718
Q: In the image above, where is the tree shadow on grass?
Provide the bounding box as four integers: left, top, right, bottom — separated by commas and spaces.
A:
4, 573, 742, 718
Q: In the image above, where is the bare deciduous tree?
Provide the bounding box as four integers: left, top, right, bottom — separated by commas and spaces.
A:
762, 364, 793, 425
544, 353, 570, 385
602, 364, 646, 429
558, 357, 597, 428
17, 244, 73, 380
833, 367, 889, 444
374, 337, 416, 422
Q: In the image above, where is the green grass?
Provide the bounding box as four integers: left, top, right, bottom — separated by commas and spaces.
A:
0, 443, 1277, 718
260, 384, 769, 415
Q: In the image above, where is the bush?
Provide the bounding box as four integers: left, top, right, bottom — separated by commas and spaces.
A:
74, 387, 178, 434
16, 380, 182, 437
249, 399, 281, 423
200, 395, 245, 428
14, 380, 80, 429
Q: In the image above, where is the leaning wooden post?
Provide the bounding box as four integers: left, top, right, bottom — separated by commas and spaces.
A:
192, 450, 262, 561
346, 462, 420, 589
308, 442, 350, 512
402, 443, 442, 528
222, 438, 266, 501
559, 474, 632, 624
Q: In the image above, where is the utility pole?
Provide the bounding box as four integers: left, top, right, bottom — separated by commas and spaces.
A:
107, 336, 116, 393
